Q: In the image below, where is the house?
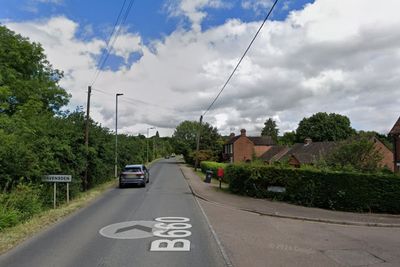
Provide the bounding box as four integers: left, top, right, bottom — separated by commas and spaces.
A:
260, 145, 290, 164
389, 116, 400, 172
274, 137, 393, 170
279, 138, 337, 167
222, 129, 275, 163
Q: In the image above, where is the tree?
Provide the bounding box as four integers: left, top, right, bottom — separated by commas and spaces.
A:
296, 112, 355, 142
261, 118, 279, 142
279, 131, 296, 145
0, 26, 70, 116
325, 136, 384, 173
172, 120, 222, 164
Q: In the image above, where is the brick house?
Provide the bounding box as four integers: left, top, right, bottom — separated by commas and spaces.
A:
263, 137, 393, 170
389, 116, 400, 172
222, 129, 275, 163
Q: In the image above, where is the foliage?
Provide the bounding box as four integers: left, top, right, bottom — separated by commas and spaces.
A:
324, 136, 384, 173
296, 112, 355, 142
0, 25, 174, 230
226, 164, 400, 213
200, 161, 228, 182
172, 120, 222, 164
279, 131, 296, 145
261, 118, 278, 142
0, 26, 69, 115
0, 184, 43, 229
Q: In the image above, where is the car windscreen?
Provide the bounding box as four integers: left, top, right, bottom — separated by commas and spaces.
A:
123, 167, 142, 172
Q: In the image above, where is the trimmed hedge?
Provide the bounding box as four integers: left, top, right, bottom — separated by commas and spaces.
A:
226, 164, 400, 214
200, 161, 228, 182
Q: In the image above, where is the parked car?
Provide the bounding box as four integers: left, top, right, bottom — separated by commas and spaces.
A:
119, 164, 149, 188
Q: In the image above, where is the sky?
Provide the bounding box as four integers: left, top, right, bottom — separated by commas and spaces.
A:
1, 0, 400, 137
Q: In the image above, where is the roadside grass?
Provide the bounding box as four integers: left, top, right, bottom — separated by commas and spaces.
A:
0, 179, 117, 255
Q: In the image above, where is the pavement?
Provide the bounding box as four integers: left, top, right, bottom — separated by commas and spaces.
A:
180, 164, 400, 227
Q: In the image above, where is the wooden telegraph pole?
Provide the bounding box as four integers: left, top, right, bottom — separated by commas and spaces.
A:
84, 85, 91, 191
194, 115, 203, 171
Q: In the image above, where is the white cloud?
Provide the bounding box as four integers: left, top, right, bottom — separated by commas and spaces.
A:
165, 0, 232, 32
4, 0, 400, 137
242, 0, 273, 14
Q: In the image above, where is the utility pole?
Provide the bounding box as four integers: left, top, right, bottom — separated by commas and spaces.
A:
194, 115, 203, 171
83, 85, 91, 191
115, 93, 123, 178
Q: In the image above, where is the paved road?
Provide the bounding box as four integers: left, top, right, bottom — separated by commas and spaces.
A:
0, 159, 226, 267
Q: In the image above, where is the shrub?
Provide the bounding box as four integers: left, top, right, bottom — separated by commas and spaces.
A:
0, 184, 43, 229
226, 164, 400, 214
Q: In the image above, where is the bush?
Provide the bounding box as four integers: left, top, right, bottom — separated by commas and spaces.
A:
226, 164, 400, 214
0, 184, 43, 229
200, 161, 228, 182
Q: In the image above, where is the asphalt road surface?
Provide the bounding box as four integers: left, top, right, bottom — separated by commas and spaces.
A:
0, 159, 226, 267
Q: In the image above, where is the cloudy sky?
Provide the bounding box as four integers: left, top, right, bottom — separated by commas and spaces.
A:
1, 0, 400, 137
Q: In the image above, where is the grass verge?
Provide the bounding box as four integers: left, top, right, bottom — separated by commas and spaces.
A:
0, 179, 117, 255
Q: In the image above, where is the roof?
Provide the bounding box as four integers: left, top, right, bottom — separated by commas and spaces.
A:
389, 116, 400, 135
281, 141, 338, 164
125, 164, 144, 168
248, 136, 275, 146
225, 135, 275, 146
260, 146, 290, 162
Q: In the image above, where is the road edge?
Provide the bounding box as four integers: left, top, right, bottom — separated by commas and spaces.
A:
181, 167, 234, 267
180, 165, 400, 228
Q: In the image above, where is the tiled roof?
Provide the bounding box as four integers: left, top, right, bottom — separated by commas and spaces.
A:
248, 136, 275, 146
260, 146, 290, 162
390, 117, 400, 135
281, 141, 338, 164
225, 135, 275, 146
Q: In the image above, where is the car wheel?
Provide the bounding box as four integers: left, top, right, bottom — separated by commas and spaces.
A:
119, 182, 124, 188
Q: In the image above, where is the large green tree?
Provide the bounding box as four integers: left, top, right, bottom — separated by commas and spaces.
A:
172, 120, 222, 163
296, 112, 355, 142
0, 26, 70, 115
261, 118, 279, 142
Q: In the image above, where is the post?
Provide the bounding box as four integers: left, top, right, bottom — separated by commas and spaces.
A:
194, 115, 203, 171
146, 127, 155, 164
53, 182, 57, 209
66, 183, 70, 204
153, 138, 155, 161
147, 128, 149, 164
84, 86, 91, 190
115, 93, 123, 178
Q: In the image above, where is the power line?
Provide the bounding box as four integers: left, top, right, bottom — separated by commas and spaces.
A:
202, 0, 279, 117
90, 0, 136, 86
90, 0, 127, 86
91, 87, 179, 111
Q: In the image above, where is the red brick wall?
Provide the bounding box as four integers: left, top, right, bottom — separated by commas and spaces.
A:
373, 138, 394, 171
233, 136, 254, 163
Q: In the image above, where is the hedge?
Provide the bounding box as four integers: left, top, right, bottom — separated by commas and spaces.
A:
226, 164, 400, 214
200, 161, 228, 182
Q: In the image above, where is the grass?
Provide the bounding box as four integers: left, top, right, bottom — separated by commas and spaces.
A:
0, 179, 117, 255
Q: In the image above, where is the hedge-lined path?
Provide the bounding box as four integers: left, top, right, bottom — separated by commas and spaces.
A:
180, 165, 400, 227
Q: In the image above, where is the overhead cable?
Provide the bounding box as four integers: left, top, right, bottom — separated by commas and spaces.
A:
202, 0, 279, 117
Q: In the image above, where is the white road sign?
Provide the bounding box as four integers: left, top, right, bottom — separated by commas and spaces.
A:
42, 175, 72, 182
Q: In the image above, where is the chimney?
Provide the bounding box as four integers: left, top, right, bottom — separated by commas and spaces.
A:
229, 133, 235, 138
304, 137, 312, 145
240, 129, 246, 137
